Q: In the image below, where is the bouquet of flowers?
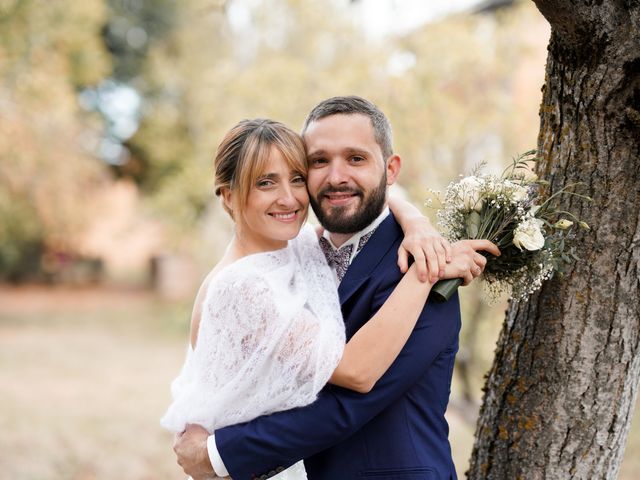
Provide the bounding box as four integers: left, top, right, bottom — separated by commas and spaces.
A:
429, 150, 591, 303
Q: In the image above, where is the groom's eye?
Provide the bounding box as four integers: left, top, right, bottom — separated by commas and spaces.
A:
310, 157, 327, 166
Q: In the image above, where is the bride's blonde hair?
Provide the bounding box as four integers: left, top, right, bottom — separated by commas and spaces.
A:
214, 119, 307, 218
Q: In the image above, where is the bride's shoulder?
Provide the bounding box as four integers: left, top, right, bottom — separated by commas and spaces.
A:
204, 257, 275, 302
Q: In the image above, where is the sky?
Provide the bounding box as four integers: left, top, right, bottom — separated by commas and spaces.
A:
227, 0, 486, 38
352, 0, 486, 37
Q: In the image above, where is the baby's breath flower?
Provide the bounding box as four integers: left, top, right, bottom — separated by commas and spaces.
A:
432, 150, 590, 304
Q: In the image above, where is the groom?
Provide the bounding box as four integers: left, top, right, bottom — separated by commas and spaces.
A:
174, 96, 491, 479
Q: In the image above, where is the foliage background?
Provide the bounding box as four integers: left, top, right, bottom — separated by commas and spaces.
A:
1, 0, 638, 478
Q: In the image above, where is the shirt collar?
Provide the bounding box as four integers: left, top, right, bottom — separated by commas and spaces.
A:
321, 207, 390, 265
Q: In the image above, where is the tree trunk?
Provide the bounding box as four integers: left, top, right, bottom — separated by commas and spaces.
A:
467, 2, 640, 479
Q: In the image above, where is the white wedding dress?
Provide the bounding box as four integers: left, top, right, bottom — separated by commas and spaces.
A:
161, 225, 345, 479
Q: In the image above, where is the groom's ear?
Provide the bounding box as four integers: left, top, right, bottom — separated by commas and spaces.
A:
385, 154, 401, 186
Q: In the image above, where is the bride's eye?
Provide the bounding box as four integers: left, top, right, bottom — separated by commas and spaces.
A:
257, 178, 275, 188
291, 174, 306, 185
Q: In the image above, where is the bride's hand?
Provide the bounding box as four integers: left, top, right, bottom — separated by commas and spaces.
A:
387, 195, 451, 283
174, 424, 216, 479
397, 217, 451, 283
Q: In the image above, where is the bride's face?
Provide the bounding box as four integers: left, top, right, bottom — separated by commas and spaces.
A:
235, 146, 309, 250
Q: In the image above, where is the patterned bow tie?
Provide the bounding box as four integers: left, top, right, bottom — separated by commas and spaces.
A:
318, 230, 376, 282
319, 237, 353, 282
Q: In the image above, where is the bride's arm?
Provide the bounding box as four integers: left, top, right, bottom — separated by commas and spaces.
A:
329, 239, 500, 393
388, 195, 452, 283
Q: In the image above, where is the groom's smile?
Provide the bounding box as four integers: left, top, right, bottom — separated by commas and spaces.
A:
322, 187, 363, 207
303, 113, 397, 235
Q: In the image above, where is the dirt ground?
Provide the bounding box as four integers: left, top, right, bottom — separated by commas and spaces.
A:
0, 286, 187, 479
1, 286, 638, 479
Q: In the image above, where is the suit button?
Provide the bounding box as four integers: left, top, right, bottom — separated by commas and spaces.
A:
276, 466, 285, 473
267, 470, 277, 478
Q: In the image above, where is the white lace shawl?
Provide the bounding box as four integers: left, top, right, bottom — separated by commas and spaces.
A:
161, 224, 345, 433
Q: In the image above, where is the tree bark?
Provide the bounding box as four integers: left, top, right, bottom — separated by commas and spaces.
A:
468, 1, 640, 479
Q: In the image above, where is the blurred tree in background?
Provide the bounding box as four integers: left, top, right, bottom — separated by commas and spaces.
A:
128, 0, 545, 241
0, 0, 546, 280
0, 0, 111, 280
129, 0, 386, 235
100, 0, 179, 188
103, 0, 176, 82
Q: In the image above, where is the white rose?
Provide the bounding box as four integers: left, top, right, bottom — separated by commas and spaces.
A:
513, 217, 545, 251
504, 180, 528, 202
459, 176, 484, 212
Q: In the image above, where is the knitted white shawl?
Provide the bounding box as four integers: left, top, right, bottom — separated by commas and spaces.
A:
161, 224, 345, 434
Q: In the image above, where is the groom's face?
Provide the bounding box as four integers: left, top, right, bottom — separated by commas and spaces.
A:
304, 114, 395, 234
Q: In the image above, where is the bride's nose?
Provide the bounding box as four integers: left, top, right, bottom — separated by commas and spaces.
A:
276, 184, 298, 208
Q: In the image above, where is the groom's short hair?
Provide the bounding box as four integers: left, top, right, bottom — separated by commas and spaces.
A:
302, 96, 394, 160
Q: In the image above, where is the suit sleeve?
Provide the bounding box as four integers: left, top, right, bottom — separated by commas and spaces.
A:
214, 266, 461, 480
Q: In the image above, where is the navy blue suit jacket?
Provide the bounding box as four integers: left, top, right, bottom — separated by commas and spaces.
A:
216, 213, 461, 480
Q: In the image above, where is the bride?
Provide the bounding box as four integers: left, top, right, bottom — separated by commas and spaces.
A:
161, 118, 485, 479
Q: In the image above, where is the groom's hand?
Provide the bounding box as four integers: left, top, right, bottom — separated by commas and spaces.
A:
173, 424, 218, 479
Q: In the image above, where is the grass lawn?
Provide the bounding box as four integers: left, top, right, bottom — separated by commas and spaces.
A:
0, 286, 638, 479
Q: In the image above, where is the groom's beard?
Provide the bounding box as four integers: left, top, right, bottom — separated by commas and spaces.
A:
309, 174, 387, 234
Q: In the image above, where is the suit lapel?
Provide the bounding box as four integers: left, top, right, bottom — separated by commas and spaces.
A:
337, 213, 403, 306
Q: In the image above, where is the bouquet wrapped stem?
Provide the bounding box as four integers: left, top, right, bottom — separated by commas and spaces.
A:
431, 250, 495, 302
431, 278, 463, 303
